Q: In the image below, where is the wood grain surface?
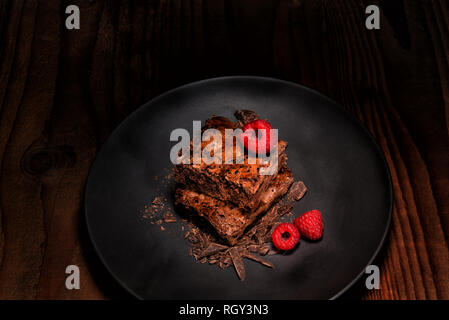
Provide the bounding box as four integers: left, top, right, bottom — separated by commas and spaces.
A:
0, 0, 448, 299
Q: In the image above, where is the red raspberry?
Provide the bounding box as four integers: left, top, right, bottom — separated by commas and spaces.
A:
294, 210, 323, 240
271, 223, 300, 251
240, 119, 276, 154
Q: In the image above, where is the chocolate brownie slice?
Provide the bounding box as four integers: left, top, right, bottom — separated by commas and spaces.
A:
175, 166, 294, 245
174, 111, 288, 210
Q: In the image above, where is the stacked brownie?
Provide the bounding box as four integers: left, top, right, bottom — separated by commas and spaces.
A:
174, 110, 294, 245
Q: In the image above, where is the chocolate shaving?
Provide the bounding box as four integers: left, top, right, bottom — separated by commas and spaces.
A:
258, 245, 270, 256
198, 232, 210, 249
278, 204, 294, 216
223, 256, 232, 266
243, 253, 274, 268
163, 212, 177, 223
188, 236, 199, 244
247, 244, 259, 253
258, 204, 281, 225
198, 242, 229, 258
261, 205, 293, 229
263, 233, 274, 243
286, 181, 307, 202
229, 247, 246, 280
152, 196, 163, 205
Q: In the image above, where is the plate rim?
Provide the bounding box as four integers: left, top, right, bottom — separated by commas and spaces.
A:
84, 75, 393, 300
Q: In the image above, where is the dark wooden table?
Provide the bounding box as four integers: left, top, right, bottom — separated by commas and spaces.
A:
0, 0, 448, 300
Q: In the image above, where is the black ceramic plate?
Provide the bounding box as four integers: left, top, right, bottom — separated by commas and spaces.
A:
85, 76, 392, 300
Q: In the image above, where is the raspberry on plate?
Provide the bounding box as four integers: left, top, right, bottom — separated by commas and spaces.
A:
271, 223, 300, 251
294, 210, 323, 240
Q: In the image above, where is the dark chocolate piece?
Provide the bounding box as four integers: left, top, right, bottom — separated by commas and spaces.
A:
234, 110, 259, 127
229, 247, 246, 280
198, 242, 229, 258
243, 253, 274, 268
286, 181, 307, 202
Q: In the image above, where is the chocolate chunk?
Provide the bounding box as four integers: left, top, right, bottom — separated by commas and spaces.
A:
243, 253, 274, 268
286, 181, 307, 202
229, 247, 246, 280
234, 110, 259, 127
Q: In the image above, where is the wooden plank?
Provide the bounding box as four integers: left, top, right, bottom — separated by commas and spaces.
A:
0, 0, 447, 299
